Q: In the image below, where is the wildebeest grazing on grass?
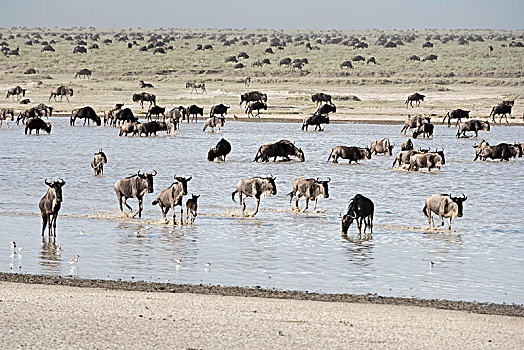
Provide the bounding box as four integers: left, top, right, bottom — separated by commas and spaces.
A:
91, 149, 107, 176
302, 114, 329, 131
340, 60, 353, 69
443, 109, 470, 127
405, 93, 425, 108
208, 138, 232, 161
327, 146, 371, 164
6, 86, 26, 100
73, 46, 87, 54
370, 138, 394, 155
341, 194, 374, 236
246, 101, 267, 117
186, 194, 200, 223
70, 106, 101, 126
288, 177, 330, 212
456, 120, 490, 138
186, 104, 203, 122
152, 175, 192, 224
19, 98, 30, 104
132, 92, 156, 108
25, 118, 51, 134
232, 176, 277, 217
254, 140, 305, 162
114, 170, 157, 218
49, 86, 73, 102
39, 179, 66, 236
75, 68, 91, 79
311, 92, 333, 105
423, 194, 467, 230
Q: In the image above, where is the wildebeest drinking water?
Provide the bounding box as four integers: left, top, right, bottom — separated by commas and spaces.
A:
341, 194, 374, 236
405, 93, 425, 108
70, 106, 101, 126
232, 176, 277, 217
91, 149, 107, 176
152, 175, 192, 224
6, 86, 26, 101
114, 170, 157, 218
49, 86, 73, 102
25, 118, 51, 134
288, 177, 330, 212
423, 194, 467, 230
456, 120, 490, 138
254, 140, 305, 162
39, 179, 66, 236
208, 138, 231, 161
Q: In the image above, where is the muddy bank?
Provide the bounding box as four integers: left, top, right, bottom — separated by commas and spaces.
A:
1, 272, 522, 317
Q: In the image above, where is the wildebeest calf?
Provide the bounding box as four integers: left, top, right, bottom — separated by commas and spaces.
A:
186, 194, 200, 223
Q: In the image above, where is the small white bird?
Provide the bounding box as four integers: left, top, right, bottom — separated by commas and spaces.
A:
204, 261, 212, 266
174, 259, 182, 264
80, 230, 86, 235
68, 255, 80, 264
9, 241, 16, 249
429, 261, 435, 268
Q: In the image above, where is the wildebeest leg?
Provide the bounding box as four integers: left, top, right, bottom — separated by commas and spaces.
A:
41, 213, 47, 236
252, 196, 261, 216
239, 193, 246, 215
303, 198, 309, 212
356, 217, 362, 235
48, 214, 53, 235
439, 215, 444, 227
186, 208, 190, 223
294, 194, 301, 209
121, 196, 133, 213
52, 213, 57, 236
180, 206, 184, 225
159, 203, 168, 223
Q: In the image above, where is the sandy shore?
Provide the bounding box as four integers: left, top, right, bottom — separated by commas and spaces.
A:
1, 277, 523, 349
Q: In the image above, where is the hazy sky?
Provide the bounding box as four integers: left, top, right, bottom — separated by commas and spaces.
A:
1, 0, 522, 30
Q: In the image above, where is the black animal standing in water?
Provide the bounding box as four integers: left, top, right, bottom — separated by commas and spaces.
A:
39, 179, 66, 236
91, 149, 107, 176
341, 194, 374, 236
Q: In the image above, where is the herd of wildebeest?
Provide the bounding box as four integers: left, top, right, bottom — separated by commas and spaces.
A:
1, 28, 523, 239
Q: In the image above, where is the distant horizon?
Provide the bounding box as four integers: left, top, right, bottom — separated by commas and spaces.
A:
1, 0, 522, 31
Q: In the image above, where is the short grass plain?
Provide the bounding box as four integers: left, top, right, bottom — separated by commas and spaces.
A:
1, 28, 523, 122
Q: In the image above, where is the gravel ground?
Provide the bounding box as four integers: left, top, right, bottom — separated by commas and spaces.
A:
1, 279, 523, 349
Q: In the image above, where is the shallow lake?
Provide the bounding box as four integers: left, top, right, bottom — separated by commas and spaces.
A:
0, 118, 523, 304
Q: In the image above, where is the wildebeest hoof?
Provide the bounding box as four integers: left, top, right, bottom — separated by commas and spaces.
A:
313, 209, 326, 214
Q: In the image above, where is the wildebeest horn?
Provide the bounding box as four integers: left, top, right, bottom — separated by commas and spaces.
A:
45, 179, 52, 186
59, 178, 66, 185
173, 174, 177, 179
187, 176, 192, 181
137, 170, 142, 177
152, 170, 157, 176
327, 177, 331, 183
461, 193, 467, 200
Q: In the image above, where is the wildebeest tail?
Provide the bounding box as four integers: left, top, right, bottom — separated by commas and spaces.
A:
422, 204, 428, 217
327, 148, 334, 162
231, 190, 238, 202
489, 106, 495, 118
152, 199, 159, 205
287, 191, 294, 204
253, 148, 261, 162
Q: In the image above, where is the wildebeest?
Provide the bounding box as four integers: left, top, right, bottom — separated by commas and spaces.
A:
185, 194, 200, 224
472, 140, 490, 161
232, 176, 277, 217
279, 57, 292, 66
479, 143, 521, 161
401, 138, 413, 151
314, 103, 336, 116
208, 138, 232, 161
166, 106, 186, 123
351, 55, 365, 62
119, 121, 139, 136
25, 118, 51, 134
17, 107, 42, 125
246, 101, 267, 117
132, 92, 156, 108
327, 146, 371, 164
311, 92, 333, 105
24, 68, 38, 74
392, 149, 429, 169
75, 68, 91, 79
114, 170, 157, 218
136, 121, 167, 136
73, 46, 87, 53
340, 60, 353, 69
104, 103, 123, 126
225, 55, 238, 63
42, 45, 55, 52
240, 91, 267, 106
370, 138, 394, 156
412, 122, 434, 139
6, 86, 26, 100
254, 140, 305, 162
39, 179, 66, 236
489, 103, 512, 123
49, 86, 73, 102
288, 177, 330, 212
139, 80, 154, 88
203, 116, 225, 132
401, 115, 431, 135
152, 175, 192, 224
210, 103, 230, 118
302, 114, 330, 131
456, 120, 490, 138
443, 109, 470, 127
186, 81, 206, 94
422, 54, 438, 61
341, 194, 374, 236
19, 98, 30, 105
244, 76, 251, 87
409, 150, 445, 172
91, 149, 107, 176
70, 106, 101, 126
34, 103, 53, 118
405, 93, 425, 108
423, 194, 467, 230
166, 117, 178, 134
186, 104, 204, 122
367, 57, 376, 64
146, 105, 166, 121
113, 108, 137, 127
0, 108, 14, 127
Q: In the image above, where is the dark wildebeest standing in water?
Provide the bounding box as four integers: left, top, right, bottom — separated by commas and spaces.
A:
70, 106, 101, 126
91, 149, 107, 176
25, 118, 52, 134
210, 103, 230, 118
401, 138, 413, 151
232, 176, 277, 217
288, 177, 330, 212
186, 105, 204, 122
208, 138, 231, 161
423, 194, 467, 230
49, 86, 73, 102
327, 146, 371, 164
341, 194, 374, 236
114, 170, 157, 218
39, 179, 66, 236
401, 115, 431, 135
132, 92, 156, 108
186, 194, 200, 223
456, 120, 490, 138
443, 109, 470, 127
6, 86, 26, 101
152, 175, 192, 225
311, 92, 333, 105
405, 93, 425, 108
254, 140, 305, 162
370, 138, 394, 156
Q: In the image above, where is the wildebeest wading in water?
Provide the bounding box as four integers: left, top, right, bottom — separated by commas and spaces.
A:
288, 177, 330, 212
114, 170, 157, 218
152, 175, 192, 225
232, 176, 277, 217
91, 149, 107, 176
423, 194, 467, 230
341, 194, 374, 236
39, 179, 66, 236
254, 140, 305, 162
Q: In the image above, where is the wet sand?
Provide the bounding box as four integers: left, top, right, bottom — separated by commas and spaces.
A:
1, 277, 523, 349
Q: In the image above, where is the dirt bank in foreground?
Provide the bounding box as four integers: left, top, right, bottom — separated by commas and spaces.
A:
1, 280, 523, 349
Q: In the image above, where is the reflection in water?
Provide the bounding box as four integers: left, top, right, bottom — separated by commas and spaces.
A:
0, 119, 523, 304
